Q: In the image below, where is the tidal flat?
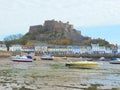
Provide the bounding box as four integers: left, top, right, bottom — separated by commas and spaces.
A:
0, 57, 120, 90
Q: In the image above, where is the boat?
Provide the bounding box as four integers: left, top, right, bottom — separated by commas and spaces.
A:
109, 58, 120, 64
41, 54, 54, 60
10, 55, 33, 62
99, 57, 105, 61
65, 60, 99, 68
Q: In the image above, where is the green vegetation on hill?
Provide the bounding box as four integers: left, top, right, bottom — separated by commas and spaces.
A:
3, 20, 111, 48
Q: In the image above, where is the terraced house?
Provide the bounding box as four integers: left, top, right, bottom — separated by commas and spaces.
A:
34, 44, 81, 55
91, 43, 106, 54
9, 44, 23, 52
9, 43, 119, 55
0, 41, 7, 51
34, 43, 48, 55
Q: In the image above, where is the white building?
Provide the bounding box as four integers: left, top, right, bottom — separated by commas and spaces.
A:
80, 46, 88, 54
86, 46, 92, 54
67, 46, 74, 54
0, 42, 7, 51
99, 46, 106, 54
9, 44, 22, 51
73, 46, 80, 54
34, 43, 48, 54
48, 45, 68, 54
91, 43, 106, 54
22, 46, 35, 53
117, 45, 120, 54
105, 48, 112, 54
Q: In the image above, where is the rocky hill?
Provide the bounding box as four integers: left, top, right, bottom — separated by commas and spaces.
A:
23, 20, 109, 46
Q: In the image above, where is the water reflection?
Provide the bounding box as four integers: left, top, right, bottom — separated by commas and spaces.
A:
82, 61, 120, 89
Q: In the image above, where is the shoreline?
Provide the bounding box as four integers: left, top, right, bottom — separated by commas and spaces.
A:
0, 57, 119, 90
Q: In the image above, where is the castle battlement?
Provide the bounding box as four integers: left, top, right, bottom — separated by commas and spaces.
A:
29, 20, 75, 33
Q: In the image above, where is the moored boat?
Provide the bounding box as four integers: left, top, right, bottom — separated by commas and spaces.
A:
65, 61, 99, 68
41, 54, 54, 60
11, 55, 33, 62
109, 58, 120, 64
99, 57, 105, 61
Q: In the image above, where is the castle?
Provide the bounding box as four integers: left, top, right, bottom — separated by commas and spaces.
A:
29, 19, 80, 34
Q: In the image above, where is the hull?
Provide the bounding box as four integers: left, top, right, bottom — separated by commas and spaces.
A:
110, 60, 120, 64
110, 58, 120, 64
41, 58, 53, 60
66, 61, 98, 68
41, 54, 54, 60
12, 59, 33, 62
11, 55, 33, 62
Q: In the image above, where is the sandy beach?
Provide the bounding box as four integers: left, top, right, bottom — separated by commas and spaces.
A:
0, 57, 120, 90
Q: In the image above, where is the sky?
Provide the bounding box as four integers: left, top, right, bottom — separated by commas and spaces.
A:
0, 0, 120, 45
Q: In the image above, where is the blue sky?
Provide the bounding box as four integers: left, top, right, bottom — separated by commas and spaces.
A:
0, 0, 120, 45
76, 25, 120, 45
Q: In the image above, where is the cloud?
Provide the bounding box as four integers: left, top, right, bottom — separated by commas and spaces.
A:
1, 0, 120, 26
0, 0, 120, 40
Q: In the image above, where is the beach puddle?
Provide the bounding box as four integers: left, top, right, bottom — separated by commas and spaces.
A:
85, 74, 120, 88
79, 62, 120, 90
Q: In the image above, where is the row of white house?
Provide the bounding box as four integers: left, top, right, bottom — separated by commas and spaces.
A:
8, 43, 119, 54
0, 42, 119, 54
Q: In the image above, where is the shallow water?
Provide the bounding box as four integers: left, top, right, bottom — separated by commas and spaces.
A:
80, 61, 120, 89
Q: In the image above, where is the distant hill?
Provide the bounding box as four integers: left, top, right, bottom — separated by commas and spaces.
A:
23, 20, 110, 46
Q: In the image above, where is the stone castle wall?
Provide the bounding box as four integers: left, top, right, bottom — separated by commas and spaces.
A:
29, 25, 43, 33
29, 20, 76, 33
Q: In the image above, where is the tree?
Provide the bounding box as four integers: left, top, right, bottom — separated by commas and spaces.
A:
3, 34, 23, 50
59, 39, 70, 45
4, 34, 23, 41
25, 41, 34, 47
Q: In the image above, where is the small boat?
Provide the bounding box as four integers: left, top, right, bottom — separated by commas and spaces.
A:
41, 54, 54, 60
109, 58, 120, 64
11, 55, 33, 62
65, 61, 99, 68
99, 57, 105, 61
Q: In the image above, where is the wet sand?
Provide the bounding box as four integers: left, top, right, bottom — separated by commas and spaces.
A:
0, 57, 120, 90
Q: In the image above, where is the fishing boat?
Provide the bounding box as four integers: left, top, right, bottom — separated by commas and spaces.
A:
41, 54, 54, 60
109, 58, 120, 64
65, 61, 99, 68
11, 55, 33, 62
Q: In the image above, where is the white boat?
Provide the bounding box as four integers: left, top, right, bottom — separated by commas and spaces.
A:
99, 57, 105, 61
41, 54, 54, 60
11, 55, 33, 62
65, 60, 99, 68
110, 58, 120, 64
